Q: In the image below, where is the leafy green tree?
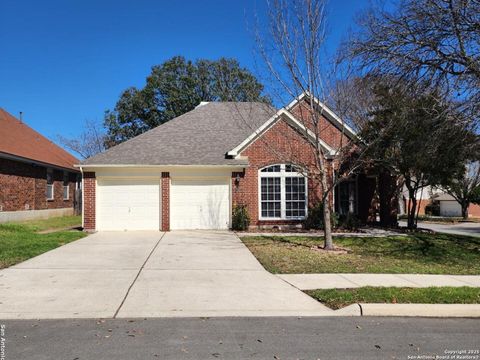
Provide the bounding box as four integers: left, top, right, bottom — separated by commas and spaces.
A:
360, 80, 475, 229
471, 185, 480, 205
104, 56, 269, 146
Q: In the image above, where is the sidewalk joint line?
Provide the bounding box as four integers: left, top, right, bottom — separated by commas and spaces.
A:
395, 274, 423, 287
113, 232, 166, 318
337, 273, 361, 287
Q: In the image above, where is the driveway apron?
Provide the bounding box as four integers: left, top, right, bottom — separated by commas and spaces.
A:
116, 231, 331, 317
0, 230, 331, 319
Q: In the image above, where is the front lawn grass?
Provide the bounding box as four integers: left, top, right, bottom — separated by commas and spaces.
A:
18, 215, 82, 232
306, 287, 480, 309
0, 216, 86, 268
241, 233, 480, 274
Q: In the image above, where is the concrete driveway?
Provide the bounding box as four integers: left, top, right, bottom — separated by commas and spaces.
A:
0, 231, 331, 319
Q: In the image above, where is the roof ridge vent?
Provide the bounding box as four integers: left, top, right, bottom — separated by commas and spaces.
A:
195, 101, 210, 109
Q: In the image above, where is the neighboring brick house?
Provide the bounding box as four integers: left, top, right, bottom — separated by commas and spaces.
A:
0, 108, 81, 222
79, 92, 393, 232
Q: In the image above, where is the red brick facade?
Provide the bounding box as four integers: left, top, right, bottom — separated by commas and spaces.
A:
161, 172, 170, 231
0, 157, 78, 212
469, 204, 480, 217
82, 172, 96, 231
289, 100, 346, 149
232, 107, 340, 227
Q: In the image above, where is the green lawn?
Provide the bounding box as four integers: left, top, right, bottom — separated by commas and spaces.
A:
306, 287, 480, 309
0, 215, 86, 268
17, 215, 82, 232
241, 233, 480, 274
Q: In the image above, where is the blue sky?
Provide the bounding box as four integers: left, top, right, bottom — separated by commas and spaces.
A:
0, 0, 368, 148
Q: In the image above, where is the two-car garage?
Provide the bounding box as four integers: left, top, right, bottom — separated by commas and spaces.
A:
95, 174, 230, 231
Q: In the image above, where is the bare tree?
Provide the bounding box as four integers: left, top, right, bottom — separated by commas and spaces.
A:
443, 161, 480, 219
344, 0, 480, 125
255, 0, 365, 249
57, 119, 106, 159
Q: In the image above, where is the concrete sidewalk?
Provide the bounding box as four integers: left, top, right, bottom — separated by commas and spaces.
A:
277, 273, 480, 290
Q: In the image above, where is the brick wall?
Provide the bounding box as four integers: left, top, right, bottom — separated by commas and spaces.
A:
233, 116, 336, 227
161, 172, 170, 231
289, 99, 349, 149
0, 157, 78, 212
83, 172, 96, 231
468, 204, 480, 218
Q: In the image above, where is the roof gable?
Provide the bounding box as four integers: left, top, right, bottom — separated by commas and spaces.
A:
0, 108, 79, 171
227, 92, 356, 158
285, 92, 357, 140
227, 109, 336, 158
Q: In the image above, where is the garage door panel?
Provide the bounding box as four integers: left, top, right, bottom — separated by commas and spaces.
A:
171, 178, 230, 230
97, 179, 160, 231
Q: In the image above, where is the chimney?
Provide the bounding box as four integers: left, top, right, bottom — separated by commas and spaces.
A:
19, 111, 23, 122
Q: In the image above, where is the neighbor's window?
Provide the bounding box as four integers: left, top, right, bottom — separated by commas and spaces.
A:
259, 164, 307, 219
63, 172, 69, 200
46, 168, 54, 200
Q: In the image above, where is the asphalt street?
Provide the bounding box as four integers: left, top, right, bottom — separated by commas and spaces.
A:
2, 317, 479, 360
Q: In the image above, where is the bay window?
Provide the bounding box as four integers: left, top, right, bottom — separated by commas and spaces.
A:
259, 164, 307, 220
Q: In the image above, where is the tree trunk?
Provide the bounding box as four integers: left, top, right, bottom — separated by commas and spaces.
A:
461, 202, 469, 220
323, 198, 334, 250
407, 197, 417, 229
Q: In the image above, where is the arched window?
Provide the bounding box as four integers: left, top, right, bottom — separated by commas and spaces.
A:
259, 164, 307, 219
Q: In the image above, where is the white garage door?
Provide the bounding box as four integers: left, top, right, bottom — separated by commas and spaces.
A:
97, 178, 160, 231
440, 201, 462, 217
170, 178, 230, 230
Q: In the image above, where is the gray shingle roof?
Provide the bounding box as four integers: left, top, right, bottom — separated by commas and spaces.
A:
82, 102, 276, 166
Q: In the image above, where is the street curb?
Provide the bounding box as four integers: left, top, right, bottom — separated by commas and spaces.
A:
355, 303, 480, 317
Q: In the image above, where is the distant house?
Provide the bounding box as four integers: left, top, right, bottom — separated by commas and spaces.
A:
433, 193, 480, 218
400, 186, 480, 218
0, 108, 81, 223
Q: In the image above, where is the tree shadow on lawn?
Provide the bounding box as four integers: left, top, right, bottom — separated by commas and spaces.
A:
342, 233, 480, 265
256, 233, 480, 263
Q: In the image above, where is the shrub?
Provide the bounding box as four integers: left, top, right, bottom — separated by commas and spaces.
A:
424, 201, 440, 216
232, 205, 250, 231
338, 212, 361, 231
304, 203, 338, 230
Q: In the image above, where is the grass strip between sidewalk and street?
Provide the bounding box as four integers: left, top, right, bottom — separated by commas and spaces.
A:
0, 215, 86, 268
241, 233, 480, 275
306, 287, 480, 310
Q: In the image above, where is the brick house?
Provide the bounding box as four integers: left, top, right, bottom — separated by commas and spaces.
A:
0, 108, 81, 222
79, 93, 393, 231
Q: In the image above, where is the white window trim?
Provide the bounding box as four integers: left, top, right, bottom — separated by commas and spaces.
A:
63, 184, 69, 200
46, 184, 54, 201
63, 171, 70, 200
258, 164, 308, 221
46, 168, 54, 201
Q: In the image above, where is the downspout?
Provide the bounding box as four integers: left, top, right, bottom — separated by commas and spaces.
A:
79, 166, 84, 229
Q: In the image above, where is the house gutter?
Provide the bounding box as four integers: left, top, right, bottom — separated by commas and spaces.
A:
74, 164, 248, 169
